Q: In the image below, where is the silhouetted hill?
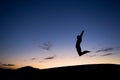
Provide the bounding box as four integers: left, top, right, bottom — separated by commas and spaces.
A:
17, 66, 36, 70
0, 64, 120, 80
16, 66, 40, 72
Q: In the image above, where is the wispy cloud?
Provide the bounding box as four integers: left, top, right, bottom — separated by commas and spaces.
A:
96, 48, 114, 53
38, 41, 52, 51
44, 55, 56, 60
2, 64, 15, 66
101, 53, 113, 56
31, 58, 36, 60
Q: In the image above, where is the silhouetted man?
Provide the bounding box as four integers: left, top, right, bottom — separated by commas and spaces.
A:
76, 30, 90, 56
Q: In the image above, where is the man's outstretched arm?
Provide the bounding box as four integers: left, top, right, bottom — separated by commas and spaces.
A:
80, 30, 84, 38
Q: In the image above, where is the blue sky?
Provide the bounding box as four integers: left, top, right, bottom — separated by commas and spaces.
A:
0, 0, 120, 69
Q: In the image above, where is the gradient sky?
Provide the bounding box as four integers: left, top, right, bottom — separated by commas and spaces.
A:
0, 0, 120, 69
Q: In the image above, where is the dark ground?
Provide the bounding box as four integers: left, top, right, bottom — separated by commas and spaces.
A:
0, 64, 120, 80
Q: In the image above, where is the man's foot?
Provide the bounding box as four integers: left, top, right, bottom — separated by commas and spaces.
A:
79, 50, 91, 56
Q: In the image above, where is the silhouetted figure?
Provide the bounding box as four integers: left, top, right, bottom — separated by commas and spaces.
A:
76, 30, 90, 56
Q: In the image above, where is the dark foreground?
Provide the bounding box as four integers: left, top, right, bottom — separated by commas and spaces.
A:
0, 64, 120, 80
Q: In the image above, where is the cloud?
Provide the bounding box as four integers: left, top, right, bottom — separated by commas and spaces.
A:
96, 48, 114, 53
2, 64, 15, 66
96, 47, 120, 53
101, 53, 113, 56
44, 55, 56, 60
31, 58, 36, 60
38, 41, 52, 50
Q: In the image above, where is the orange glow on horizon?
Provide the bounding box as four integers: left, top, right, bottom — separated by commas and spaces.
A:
1, 52, 120, 69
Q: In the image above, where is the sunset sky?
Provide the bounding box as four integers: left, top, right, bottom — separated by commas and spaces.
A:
0, 0, 120, 69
